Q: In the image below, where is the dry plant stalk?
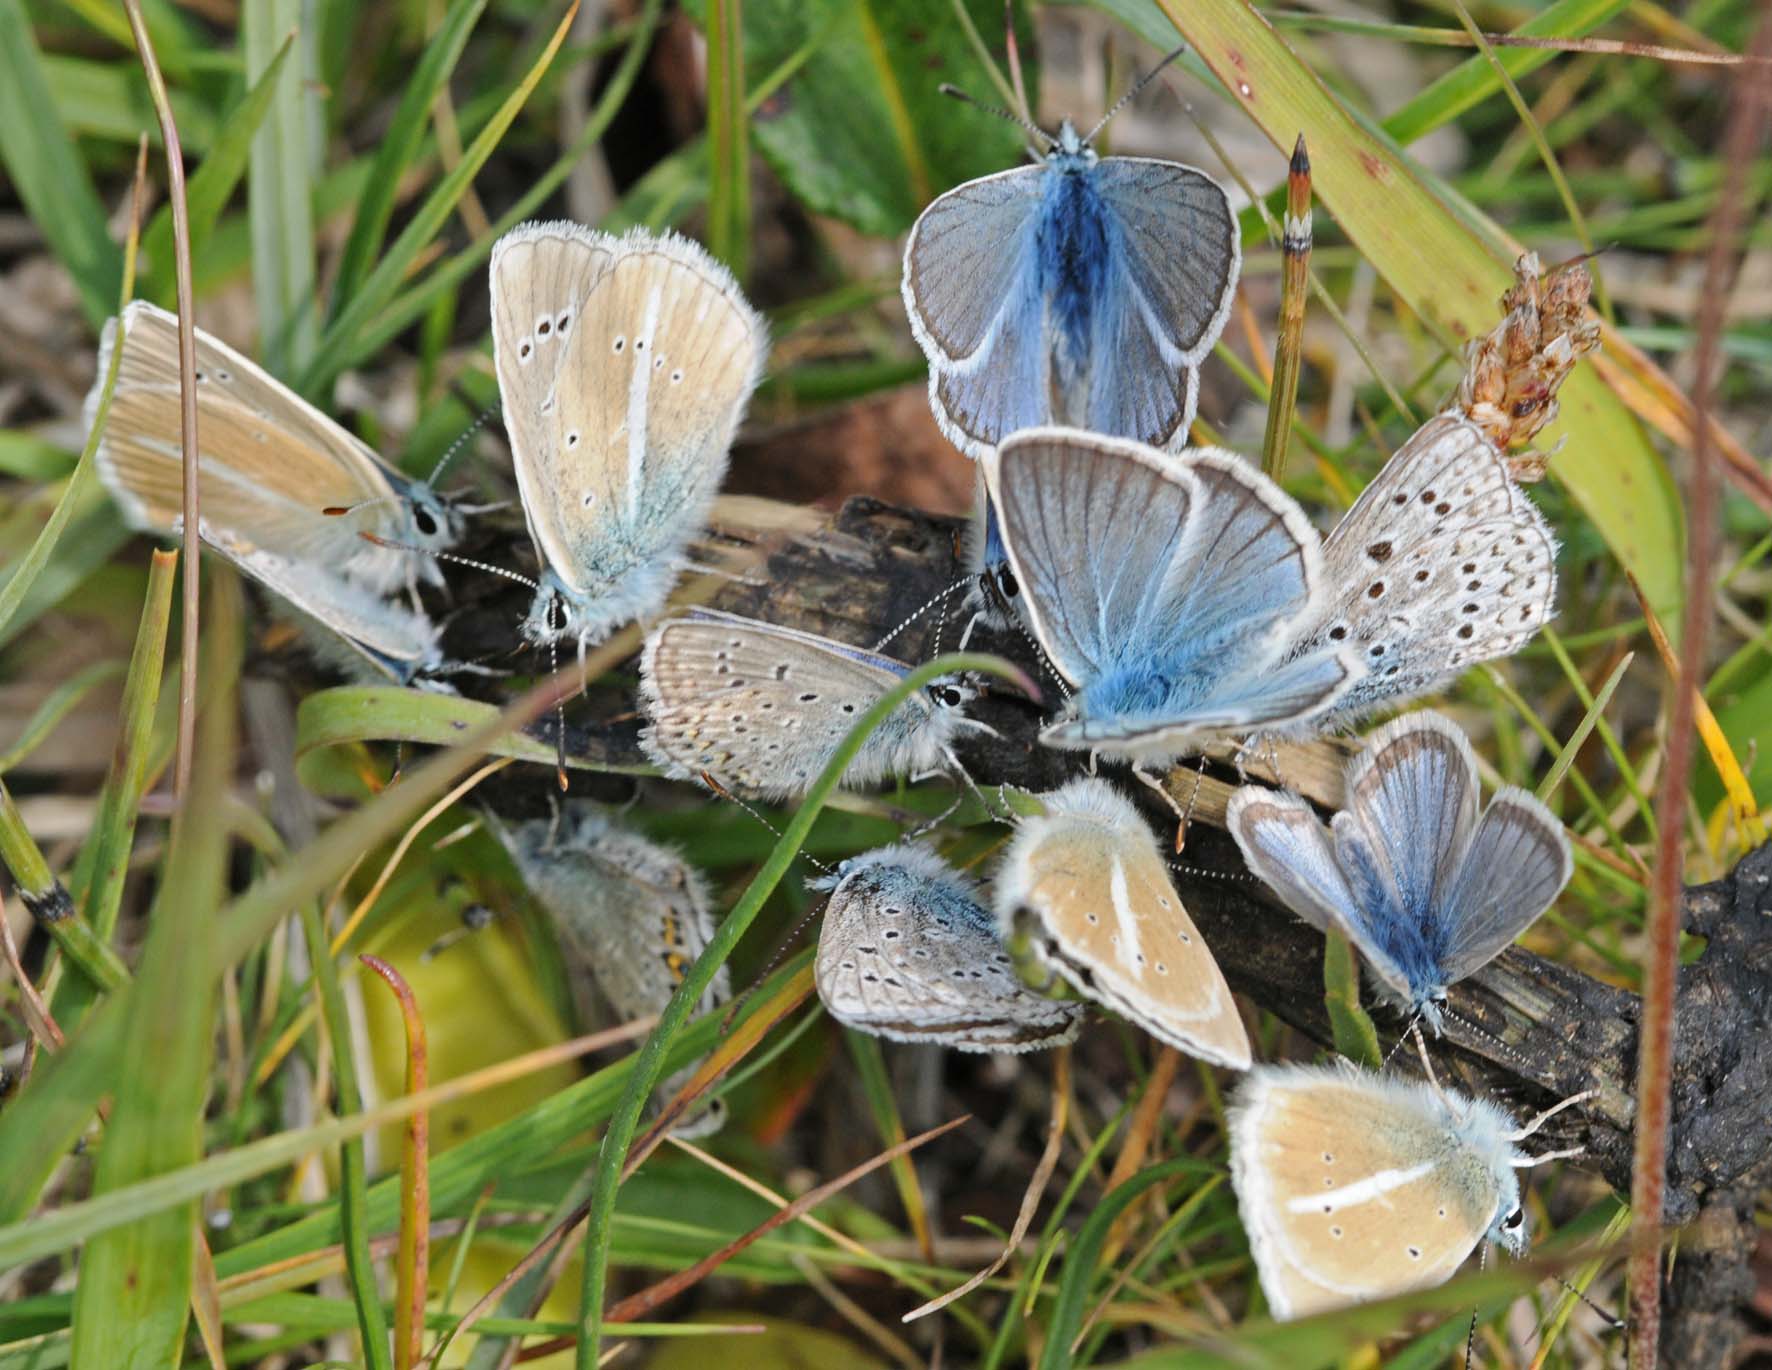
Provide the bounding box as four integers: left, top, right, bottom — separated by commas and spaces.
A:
1452, 252, 1602, 477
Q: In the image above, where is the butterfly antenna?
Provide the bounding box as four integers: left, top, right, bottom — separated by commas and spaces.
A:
1441, 1003, 1531, 1070
1083, 43, 1188, 145
1506, 1088, 1597, 1144
1381, 1009, 1425, 1069
873, 578, 966, 653
359, 531, 542, 591
1166, 860, 1260, 885
939, 83, 1049, 148
1411, 1020, 1458, 1113
424, 402, 500, 487
547, 621, 569, 792
1462, 1285, 1480, 1370
698, 771, 832, 876
421, 902, 496, 962
1552, 1274, 1625, 1330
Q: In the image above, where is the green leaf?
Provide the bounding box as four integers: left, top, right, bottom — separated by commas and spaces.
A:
67, 571, 239, 1363
303, 0, 581, 396
1322, 932, 1382, 1071
690, 0, 1038, 236
141, 31, 295, 303
53, 552, 179, 1033
245, 0, 319, 377
0, 3, 123, 326
328, 0, 490, 316
1148, 0, 1685, 636
40, 53, 217, 151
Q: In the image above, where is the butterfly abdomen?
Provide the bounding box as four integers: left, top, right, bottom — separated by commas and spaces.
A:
1037, 170, 1112, 407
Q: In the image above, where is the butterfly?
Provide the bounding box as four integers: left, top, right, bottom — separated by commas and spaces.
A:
815, 844, 1084, 1052
639, 609, 985, 802
1230, 1061, 1583, 1319
1226, 710, 1571, 1034
902, 112, 1238, 460
1284, 413, 1558, 723
489, 223, 767, 653
980, 426, 1361, 764
904, 93, 1239, 633
994, 777, 1250, 1068
488, 801, 730, 1136
90, 300, 459, 682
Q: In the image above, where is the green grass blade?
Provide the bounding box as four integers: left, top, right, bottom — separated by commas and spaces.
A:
1538, 652, 1634, 804
0, 251, 126, 647
705, 0, 750, 279
1037, 1158, 1214, 1369
0, 660, 124, 773
328, 0, 490, 316
52, 549, 177, 1034
574, 650, 1036, 1365
0, 4, 123, 326
1322, 932, 1382, 1070
67, 570, 238, 1363
141, 31, 295, 303
302, 0, 581, 397
296, 899, 393, 1368
0, 779, 130, 994
313, 0, 661, 381
244, 0, 318, 377
1151, 0, 1685, 632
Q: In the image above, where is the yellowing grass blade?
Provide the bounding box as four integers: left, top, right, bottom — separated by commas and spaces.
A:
1154, 0, 1684, 630
1631, 575, 1766, 850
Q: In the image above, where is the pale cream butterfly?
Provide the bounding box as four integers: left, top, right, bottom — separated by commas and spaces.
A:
488, 223, 767, 653
993, 777, 1251, 1069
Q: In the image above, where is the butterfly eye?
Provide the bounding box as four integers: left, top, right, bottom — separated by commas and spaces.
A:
999, 569, 1020, 600
932, 685, 963, 708
413, 507, 439, 538
1502, 1208, 1524, 1231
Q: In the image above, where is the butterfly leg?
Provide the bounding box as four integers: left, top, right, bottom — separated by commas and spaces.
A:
1507, 1088, 1598, 1144
1132, 758, 1206, 852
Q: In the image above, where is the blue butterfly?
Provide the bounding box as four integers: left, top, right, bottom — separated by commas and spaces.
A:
1226, 710, 1572, 1033
903, 93, 1239, 633
902, 115, 1240, 459
981, 426, 1361, 763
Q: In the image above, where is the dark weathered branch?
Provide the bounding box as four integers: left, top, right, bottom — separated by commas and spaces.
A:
284, 490, 1769, 1361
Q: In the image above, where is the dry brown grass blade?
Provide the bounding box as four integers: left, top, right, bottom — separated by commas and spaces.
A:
1097, 1046, 1183, 1270
120, 0, 200, 805
904, 1046, 1073, 1322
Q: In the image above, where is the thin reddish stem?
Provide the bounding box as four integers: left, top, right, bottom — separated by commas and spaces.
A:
1627, 16, 1772, 1366
362, 955, 431, 1370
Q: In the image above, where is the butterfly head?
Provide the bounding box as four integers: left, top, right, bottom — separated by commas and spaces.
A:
405, 487, 467, 552
1488, 1200, 1530, 1256
926, 675, 979, 715
1046, 118, 1098, 170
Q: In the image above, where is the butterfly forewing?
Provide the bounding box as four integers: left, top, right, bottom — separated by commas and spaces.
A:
1231, 1067, 1507, 1318
1438, 788, 1572, 983
95, 302, 410, 578
509, 233, 765, 600
1339, 713, 1480, 931
902, 167, 1046, 370
1302, 414, 1558, 718
998, 780, 1250, 1068
984, 428, 1196, 683
816, 848, 1084, 1052
639, 611, 934, 801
